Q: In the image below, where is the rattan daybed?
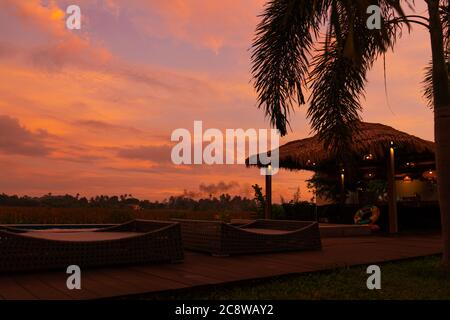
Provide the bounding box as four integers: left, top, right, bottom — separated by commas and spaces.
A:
173, 219, 322, 255
0, 219, 183, 273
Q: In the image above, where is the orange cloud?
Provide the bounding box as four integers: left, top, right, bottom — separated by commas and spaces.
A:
0, 0, 112, 70
133, 0, 265, 52
1, 0, 66, 37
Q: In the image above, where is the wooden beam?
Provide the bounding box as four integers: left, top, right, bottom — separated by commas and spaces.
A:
265, 168, 272, 219
387, 146, 398, 233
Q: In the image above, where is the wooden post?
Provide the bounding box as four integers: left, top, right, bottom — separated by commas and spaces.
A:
265, 166, 272, 219
338, 169, 346, 220
387, 146, 398, 233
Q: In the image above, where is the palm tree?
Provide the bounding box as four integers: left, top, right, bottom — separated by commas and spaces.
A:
251, 0, 450, 265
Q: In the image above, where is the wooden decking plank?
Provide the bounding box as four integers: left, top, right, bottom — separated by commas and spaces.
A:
350, 240, 440, 258
13, 275, 72, 300
130, 265, 216, 287
193, 255, 293, 279
378, 238, 441, 249
158, 264, 225, 285
32, 272, 99, 300
95, 268, 187, 293
164, 253, 244, 282
0, 277, 37, 300
237, 254, 304, 274
262, 249, 342, 266
323, 236, 378, 243
242, 252, 326, 272
160, 263, 232, 283
358, 242, 438, 256
124, 267, 191, 290
78, 270, 146, 298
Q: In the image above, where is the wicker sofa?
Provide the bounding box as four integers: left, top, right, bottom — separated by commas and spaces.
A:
173, 219, 322, 255
0, 220, 183, 273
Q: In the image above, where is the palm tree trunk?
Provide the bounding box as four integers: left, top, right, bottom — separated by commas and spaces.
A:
427, 0, 450, 266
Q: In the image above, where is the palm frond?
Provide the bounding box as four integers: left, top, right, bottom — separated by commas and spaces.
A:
251, 0, 330, 136
423, 62, 435, 108
308, 1, 401, 155
307, 39, 365, 155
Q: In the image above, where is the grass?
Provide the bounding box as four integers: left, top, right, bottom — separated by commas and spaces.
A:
141, 255, 450, 300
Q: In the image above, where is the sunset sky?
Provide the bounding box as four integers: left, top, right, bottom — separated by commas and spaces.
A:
0, 0, 435, 202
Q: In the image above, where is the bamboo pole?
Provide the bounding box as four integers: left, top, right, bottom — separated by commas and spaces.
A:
387, 144, 398, 233
339, 169, 346, 220
265, 165, 272, 219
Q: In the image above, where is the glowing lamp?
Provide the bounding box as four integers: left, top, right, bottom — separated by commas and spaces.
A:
364, 172, 375, 179
422, 170, 437, 180
403, 175, 412, 182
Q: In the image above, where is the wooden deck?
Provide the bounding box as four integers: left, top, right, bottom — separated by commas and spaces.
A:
0, 234, 441, 300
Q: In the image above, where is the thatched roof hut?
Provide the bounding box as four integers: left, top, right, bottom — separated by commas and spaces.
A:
254, 122, 435, 172
248, 122, 436, 234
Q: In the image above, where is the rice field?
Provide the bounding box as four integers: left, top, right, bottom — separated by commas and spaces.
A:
0, 206, 254, 225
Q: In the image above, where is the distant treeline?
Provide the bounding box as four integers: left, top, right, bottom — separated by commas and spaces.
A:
0, 193, 258, 212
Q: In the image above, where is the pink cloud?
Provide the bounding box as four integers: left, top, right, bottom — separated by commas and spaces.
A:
0, 0, 66, 37
0, 0, 113, 70
132, 0, 265, 52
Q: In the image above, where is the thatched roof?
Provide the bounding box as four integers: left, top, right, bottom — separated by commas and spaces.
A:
250, 122, 435, 172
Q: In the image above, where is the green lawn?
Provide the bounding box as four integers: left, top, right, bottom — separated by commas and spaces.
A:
143, 255, 450, 300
